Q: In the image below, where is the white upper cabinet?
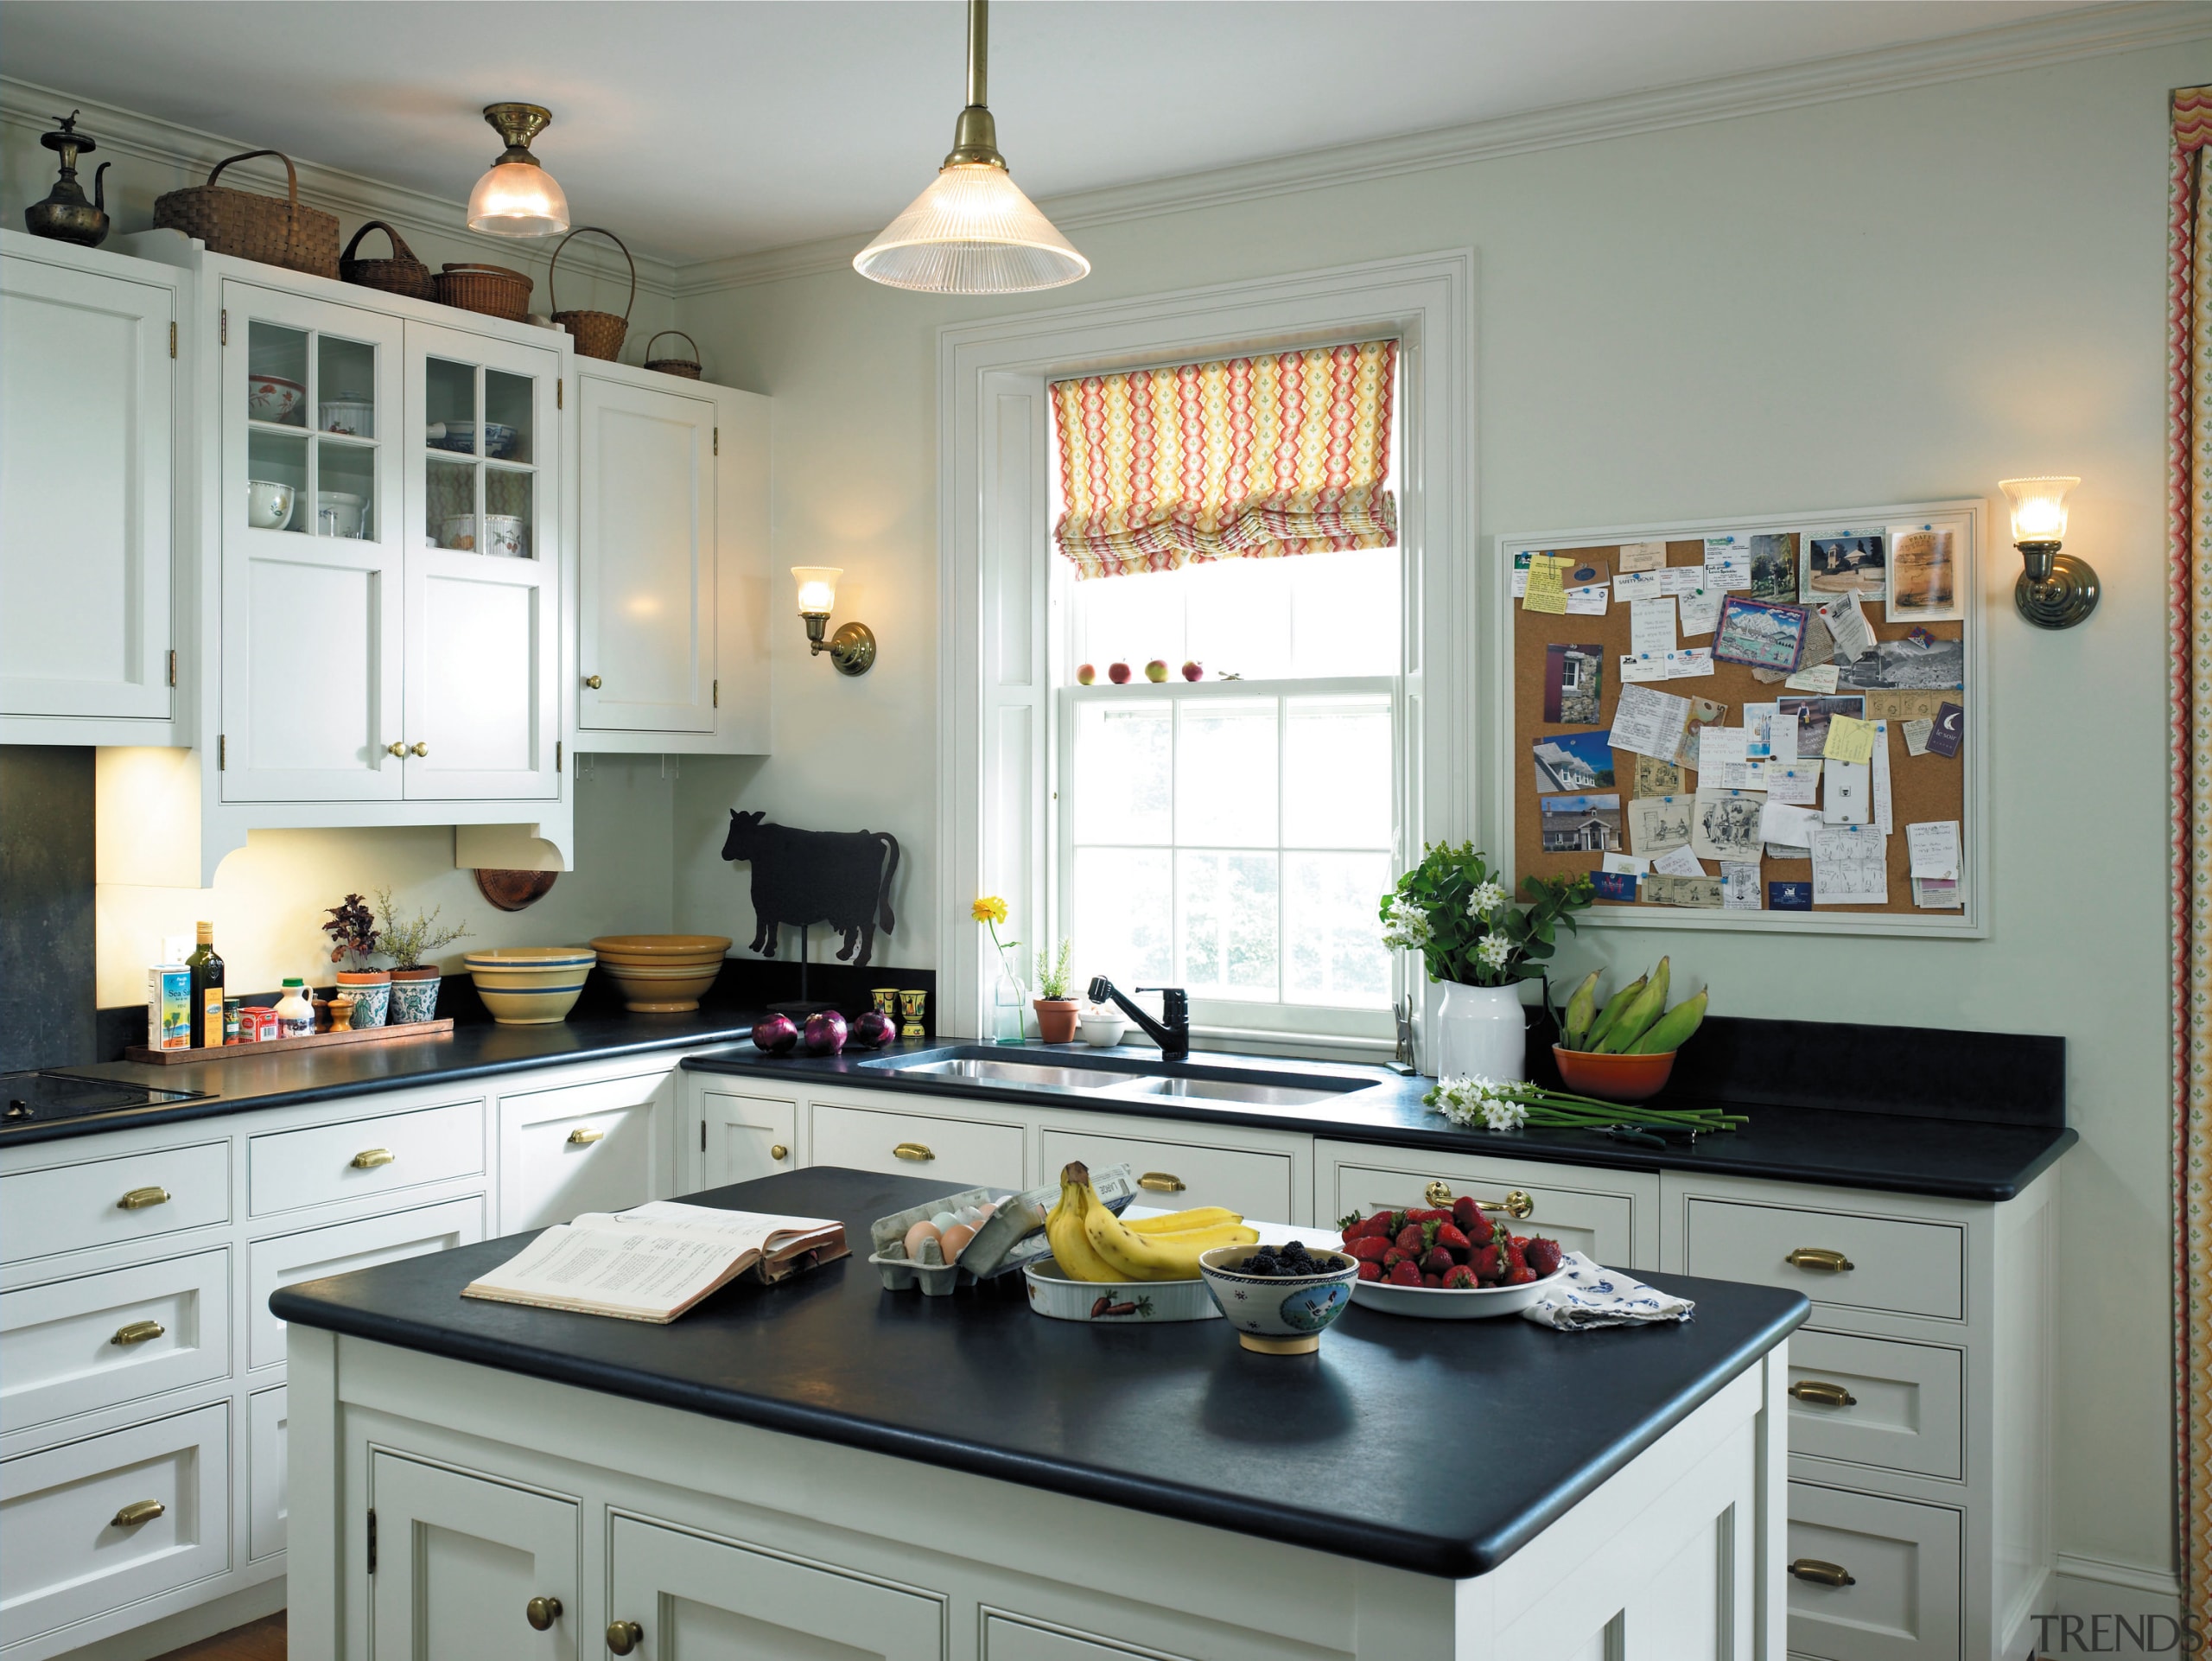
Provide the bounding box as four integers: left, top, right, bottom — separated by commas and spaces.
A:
0, 232, 179, 738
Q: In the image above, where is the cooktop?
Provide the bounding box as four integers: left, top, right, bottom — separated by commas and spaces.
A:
1, 1070, 210, 1128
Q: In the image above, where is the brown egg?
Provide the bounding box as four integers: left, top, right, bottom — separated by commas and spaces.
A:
903, 1219, 943, 1260
939, 1223, 977, 1261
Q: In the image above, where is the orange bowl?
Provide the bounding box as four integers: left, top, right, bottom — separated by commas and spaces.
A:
1552, 1045, 1677, 1104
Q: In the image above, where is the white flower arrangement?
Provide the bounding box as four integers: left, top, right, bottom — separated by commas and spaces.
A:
1427, 1074, 1533, 1132
1467, 880, 1507, 920
1476, 933, 1513, 971
1379, 896, 1433, 951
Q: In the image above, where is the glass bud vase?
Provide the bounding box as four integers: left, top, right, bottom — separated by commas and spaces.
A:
990, 969, 1027, 1045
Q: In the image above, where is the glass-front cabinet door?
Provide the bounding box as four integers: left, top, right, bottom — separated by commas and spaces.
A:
219, 281, 404, 801
402, 321, 560, 800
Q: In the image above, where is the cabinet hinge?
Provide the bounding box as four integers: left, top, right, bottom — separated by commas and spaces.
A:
714, 426, 720, 456
168, 321, 177, 359
367, 1508, 378, 1575
556, 740, 563, 772
218, 734, 226, 771
701, 1120, 707, 1153
557, 379, 563, 410
713, 678, 719, 709
167, 649, 177, 688
219, 309, 226, 346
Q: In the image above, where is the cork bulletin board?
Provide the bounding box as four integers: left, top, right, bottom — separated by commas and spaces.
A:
1493, 499, 1988, 938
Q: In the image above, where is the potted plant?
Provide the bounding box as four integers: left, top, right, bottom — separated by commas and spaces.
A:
1031, 939, 1078, 1043
321, 893, 390, 1028
1379, 844, 1592, 1082
375, 888, 471, 1025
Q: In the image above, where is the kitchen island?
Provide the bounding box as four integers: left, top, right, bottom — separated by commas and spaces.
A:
277, 1165, 1807, 1660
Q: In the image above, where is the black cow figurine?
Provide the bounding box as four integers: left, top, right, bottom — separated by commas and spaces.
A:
721, 811, 899, 966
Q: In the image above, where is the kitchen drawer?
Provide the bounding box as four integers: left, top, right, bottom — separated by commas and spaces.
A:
498, 1071, 670, 1232
1039, 1126, 1291, 1222
0, 1401, 230, 1649
1324, 1145, 1657, 1270
1683, 1198, 1962, 1321
1788, 1329, 1963, 1480
1, 1247, 230, 1435
249, 1384, 286, 1560
810, 1100, 1026, 1191
248, 1097, 485, 1217
984, 1613, 1198, 1661
249, 1195, 484, 1369
1785, 1482, 1961, 1661
699, 1089, 798, 1190
1, 1139, 230, 1264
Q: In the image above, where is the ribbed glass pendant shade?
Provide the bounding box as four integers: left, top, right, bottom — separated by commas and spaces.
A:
467, 160, 570, 237
854, 163, 1089, 294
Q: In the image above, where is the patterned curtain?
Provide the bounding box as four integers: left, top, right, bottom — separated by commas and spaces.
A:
2171, 82, 2212, 1635
1050, 339, 1398, 580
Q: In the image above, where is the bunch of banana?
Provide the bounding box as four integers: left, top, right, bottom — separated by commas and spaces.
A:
1046, 1162, 1258, 1282
1556, 958, 1710, 1055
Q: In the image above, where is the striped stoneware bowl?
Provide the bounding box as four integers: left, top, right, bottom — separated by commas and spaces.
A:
462, 947, 596, 1025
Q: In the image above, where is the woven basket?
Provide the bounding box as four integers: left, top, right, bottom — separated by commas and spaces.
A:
643, 330, 702, 379
153, 150, 339, 277
549, 226, 634, 361
339, 220, 434, 301
433, 262, 532, 322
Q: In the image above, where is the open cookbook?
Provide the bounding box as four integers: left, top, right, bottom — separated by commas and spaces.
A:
461, 1201, 848, 1324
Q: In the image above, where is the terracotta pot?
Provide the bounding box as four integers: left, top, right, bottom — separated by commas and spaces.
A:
334, 968, 391, 1028
387, 966, 442, 1025
1033, 998, 1080, 1044
1551, 1045, 1677, 1104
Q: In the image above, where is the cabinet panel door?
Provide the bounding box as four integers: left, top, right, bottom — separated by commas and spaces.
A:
250, 1195, 483, 1369
1322, 1143, 1658, 1270
220, 280, 405, 801
1038, 1126, 1291, 1222
371, 1451, 579, 1661
810, 1101, 1026, 1191
250, 1384, 288, 1560
0, 250, 173, 720
696, 1089, 797, 1192
1785, 1482, 1961, 1661
579, 375, 715, 733
1, 1245, 230, 1434
402, 320, 560, 800
498, 1071, 671, 1232
607, 1512, 942, 1660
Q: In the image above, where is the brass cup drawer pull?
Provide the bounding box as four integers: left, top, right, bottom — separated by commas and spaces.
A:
111, 1320, 166, 1346
525, 1595, 563, 1631
770, 1143, 789, 1161
566, 1126, 605, 1145
1785, 1247, 1854, 1273
351, 1148, 396, 1169
111, 1499, 166, 1528
118, 1187, 170, 1211
1138, 1172, 1185, 1193
1788, 1379, 1859, 1408
893, 1142, 934, 1161
1788, 1558, 1856, 1588
607, 1620, 643, 1655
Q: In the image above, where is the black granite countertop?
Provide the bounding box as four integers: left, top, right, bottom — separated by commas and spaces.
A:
271, 1166, 1808, 1579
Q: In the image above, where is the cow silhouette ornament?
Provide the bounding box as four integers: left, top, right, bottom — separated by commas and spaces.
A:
721, 811, 899, 966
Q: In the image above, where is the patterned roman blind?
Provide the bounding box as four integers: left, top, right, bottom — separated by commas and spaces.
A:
1049, 339, 1399, 580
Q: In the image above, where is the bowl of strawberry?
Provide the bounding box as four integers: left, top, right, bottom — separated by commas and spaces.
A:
1338, 1197, 1569, 1320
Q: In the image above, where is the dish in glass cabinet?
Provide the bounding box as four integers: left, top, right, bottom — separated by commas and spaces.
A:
248, 374, 304, 423
425, 421, 518, 459
321, 396, 374, 436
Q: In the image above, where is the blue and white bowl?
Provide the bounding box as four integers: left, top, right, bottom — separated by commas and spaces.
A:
426, 421, 519, 459
1198, 1245, 1359, 1354
461, 947, 595, 1025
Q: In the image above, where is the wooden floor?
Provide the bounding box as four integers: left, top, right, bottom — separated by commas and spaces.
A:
149, 1613, 285, 1661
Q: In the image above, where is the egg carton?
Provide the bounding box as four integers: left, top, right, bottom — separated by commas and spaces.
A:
867, 1165, 1141, 1295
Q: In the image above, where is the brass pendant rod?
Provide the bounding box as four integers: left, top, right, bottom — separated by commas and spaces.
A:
967, 0, 988, 111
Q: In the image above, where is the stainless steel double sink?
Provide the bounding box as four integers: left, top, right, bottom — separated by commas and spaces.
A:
855, 1047, 1376, 1110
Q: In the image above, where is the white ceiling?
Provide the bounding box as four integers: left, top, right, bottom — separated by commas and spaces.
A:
3, 1, 2086, 265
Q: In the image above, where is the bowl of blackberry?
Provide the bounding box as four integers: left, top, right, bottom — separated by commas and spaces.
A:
1197, 1238, 1359, 1354
1339, 1196, 1570, 1320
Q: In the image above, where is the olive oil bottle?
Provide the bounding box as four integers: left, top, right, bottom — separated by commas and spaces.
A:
186, 921, 225, 1048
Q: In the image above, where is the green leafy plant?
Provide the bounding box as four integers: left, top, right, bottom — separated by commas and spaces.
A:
373, 888, 471, 971
1033, 939, 1075, 1001
1378, 843, 1592, 988
321, 893, 379, 971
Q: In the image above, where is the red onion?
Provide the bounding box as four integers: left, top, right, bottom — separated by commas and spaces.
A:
803, 1010, 849, 1054
849, 1009, 897, 1049
752, 1014, 799, 1054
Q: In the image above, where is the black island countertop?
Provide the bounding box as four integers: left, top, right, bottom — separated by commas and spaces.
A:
271, 1166, 1810, 1579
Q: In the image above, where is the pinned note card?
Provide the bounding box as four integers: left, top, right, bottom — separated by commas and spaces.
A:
1618, 540, 1669, 572
1906, 820, 1961, 881
1823, 714, 1876, 765
1630, 598, 1676, 658
1522, 554, 1571, 614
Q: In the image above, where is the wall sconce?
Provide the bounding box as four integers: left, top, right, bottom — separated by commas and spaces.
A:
1998, 475, 2097, 629
791, 567, 877, 675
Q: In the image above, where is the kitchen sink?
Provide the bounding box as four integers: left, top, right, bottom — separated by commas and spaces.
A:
860, 1046, 1377, 1110
889, 1056, 1143, 1091
1097, 1075, 1351, 1109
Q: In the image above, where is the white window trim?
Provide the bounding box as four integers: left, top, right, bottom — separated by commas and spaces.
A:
937, 251, 1476, 1049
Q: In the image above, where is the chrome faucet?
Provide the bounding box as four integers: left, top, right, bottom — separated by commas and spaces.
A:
1086, 977, 1189, 1060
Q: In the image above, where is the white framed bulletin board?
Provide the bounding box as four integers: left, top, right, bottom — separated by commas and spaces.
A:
1490, 498, 1988, 939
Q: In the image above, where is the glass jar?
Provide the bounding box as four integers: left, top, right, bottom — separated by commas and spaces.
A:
990, 967, 1027, 1046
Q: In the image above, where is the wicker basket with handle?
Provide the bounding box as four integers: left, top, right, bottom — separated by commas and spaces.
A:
339, 220, 434, 300
548, 226, 634, 361
433, 262, 532, 322
643, 330, 702, 379
153, 149, 339, 277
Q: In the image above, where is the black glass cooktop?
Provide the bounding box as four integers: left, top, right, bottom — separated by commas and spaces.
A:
1, 1070, 209, 1127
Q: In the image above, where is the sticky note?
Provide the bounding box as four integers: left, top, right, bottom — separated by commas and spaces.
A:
1523, 554, 1571, 614
1823, 714, 1875, 764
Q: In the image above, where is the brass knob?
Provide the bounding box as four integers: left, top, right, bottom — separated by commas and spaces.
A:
1423, 1180, 1453, 1206
409, 741, 429, 757
351, 1148, 396, 1169
606, 1620, 643, 1655
567, 1126, 605, 1145
584, 674, 603, 690
385, 741, 406, 757
118, 1187, 170, 1211
893, 1142, 933, 1161
111, 1499, 165, 1528
770, 1143, 789, 1161
111, 1320, 166, 1346
1788, 1558, 1856, 1588
1785, 1247, 1854, 1273
1138, 1172, 1185, 1193
525, 1595, 563, 1631
1788, 1379, 1859, 1408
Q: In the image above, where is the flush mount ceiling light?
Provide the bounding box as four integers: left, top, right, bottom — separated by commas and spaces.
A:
467, 103, 569, 238
853, 0, 1089, 295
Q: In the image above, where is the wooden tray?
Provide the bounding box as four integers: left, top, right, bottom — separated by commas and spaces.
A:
127, 1018, 453, 1066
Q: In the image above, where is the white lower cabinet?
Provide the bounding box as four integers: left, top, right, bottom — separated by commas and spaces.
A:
497, 1069, 674, 1232
249, 1196, 485, 1370
369, 1452, 579, 1661
1787, 1329, 1964, 1482
1785, 1482, 1963, 1661
0, 1246, 229, 1434
1036, 1123, 1294, 1222
607, 1514, 944, 1660
1318, 1140, 1660, 1270
980, 1618, 1194, 1661
694, 1089, 798, 1191
809, 1099, 1027, 1191
251, 1384, 289, 1561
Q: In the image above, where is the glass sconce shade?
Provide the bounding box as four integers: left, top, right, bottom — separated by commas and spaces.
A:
854, 163, 1089, 295
792, 566, 842, 616
1999, 476, 2079, 545
467, 162, 569, 237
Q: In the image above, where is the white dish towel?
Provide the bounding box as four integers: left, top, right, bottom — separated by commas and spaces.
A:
1523, 1251, 1696, 1330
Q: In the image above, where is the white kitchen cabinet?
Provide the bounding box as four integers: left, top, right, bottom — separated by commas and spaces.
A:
0, 232, 183, 742
249, 1195, 486, 1370
1037, 1121, 1297, 1223
693, 1087, 798, 1191
0, 1246, 229, 1434
810, 1098, 1027, 1190
1785, 1481, 1963, 1661
1317, 1139, 1661, 1270
369, 1450, 579, 1661
496, 1066, 677, 1232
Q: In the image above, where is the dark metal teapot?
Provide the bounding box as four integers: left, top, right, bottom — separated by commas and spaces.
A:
24, 111, 111, 247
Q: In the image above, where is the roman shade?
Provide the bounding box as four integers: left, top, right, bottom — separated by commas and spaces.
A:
1050, 339, 1398, 580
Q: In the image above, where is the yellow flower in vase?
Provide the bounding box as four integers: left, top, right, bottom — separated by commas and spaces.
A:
971, 896, 1008, 926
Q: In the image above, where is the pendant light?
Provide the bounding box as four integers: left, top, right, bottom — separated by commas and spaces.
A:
854, 0, 1089, 294
467, 103, 570, 238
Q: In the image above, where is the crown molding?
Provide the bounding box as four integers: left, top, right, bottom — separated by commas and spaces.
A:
669, 0, 2212, 297
0, 75, 680, 298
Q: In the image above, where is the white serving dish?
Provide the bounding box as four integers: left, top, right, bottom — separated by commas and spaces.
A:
1022, 1261, 1217, 1323
320, 398, 374, 436
1349, 1263, 1570, 1321
316, 490, 366, 538
437, 513, 529, 558
246, 480, 295, 530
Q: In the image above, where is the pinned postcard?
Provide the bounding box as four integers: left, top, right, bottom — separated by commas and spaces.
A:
1768, 879, 1814, 911
1887, 525, 1961, 624
1704, 536, 1752, 591
1823, 760, 1872, 825
1906, 820, 1961, 881
1690, 788, 1766, 862
1533, 730, 1617, 792
1822, 714, 1876, 765
1818, 590, 1875, 662
1765, 762, 1821, 805
1836, 634, 1965, 692
1756, 608, 1838, 684
1653, 843, 1707, 878
1618, 539, 1669, 572
1609, 684, 1691, 761
1865, 689, 1949, 725
1811, 824, 1888, 906
1565, 584, 1611, 615
1761, 801, 1823, 848
1750, 532, 1799, 602
1743, 704, 1797, 763
1601, 852, 1651, 875
1806, 532, 1886, 602
1632, 754, 1684, 798
1784, 663, 1840, 694
1912, 877, 1965, 910
1673, 697, 1730, 769
1643, 874, 1723, 908
1522, 553, 1572, 614
1540, 793, 1623, 854
1666, 648, 1715, 679
1630, 597, 1676, 658
1713, 595, 1811, 672
1543, 643, 1605, 724
1613, 570, 1665, 602
1721, 862, 1763, 910
1925, 702, 1964, 759
1901, 717, 1934, 757
1619, 652, 1670, 684
1628, 794, 1694, 856
1777, 695, 1865, 760
1677, 586, 1723, 637
1591, 870, 1640, 902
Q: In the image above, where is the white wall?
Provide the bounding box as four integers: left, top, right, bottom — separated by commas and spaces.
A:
668, 40, 2202, 1589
